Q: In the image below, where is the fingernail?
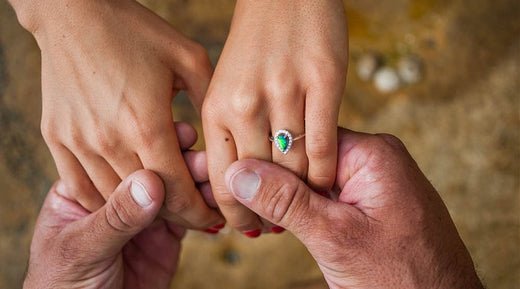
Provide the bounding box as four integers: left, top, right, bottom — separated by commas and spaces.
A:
243, 229, 261, 238
212, 223, 226, 230
204, 228, 220, 235
230, 169, 260, 200
130, 181, 152, 208
271, 226, 285, 234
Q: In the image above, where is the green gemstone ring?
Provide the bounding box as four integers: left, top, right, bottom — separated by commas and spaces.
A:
269, 129, 305, 154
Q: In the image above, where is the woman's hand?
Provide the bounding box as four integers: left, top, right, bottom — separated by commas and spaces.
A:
12, 0, 223, 229
202, 0, 348, 234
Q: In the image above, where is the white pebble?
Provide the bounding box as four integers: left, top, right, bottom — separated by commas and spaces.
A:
398, 55, 423, 84
356, 53, 379, 81
374, 67, 400, 93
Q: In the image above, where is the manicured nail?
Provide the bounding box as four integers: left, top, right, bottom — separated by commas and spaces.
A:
230, 169, 260, 200
243, 229, 262, 238
271, 226, 285, 234
130, 181, 152, 208
204, 228, 220, 235
211, 223, 226, 230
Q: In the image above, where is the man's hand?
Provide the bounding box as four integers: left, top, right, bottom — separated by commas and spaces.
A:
24, 170, 182, 289
9, 0, 223, 229
202, 0, 348, 236
23, 124, 219, 288
225, 128, 484, 288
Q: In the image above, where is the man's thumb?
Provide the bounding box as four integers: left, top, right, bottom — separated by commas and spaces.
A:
225, 159, 330, 237
79, 170, 165, 256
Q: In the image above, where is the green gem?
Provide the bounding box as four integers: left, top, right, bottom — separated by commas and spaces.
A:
276, 135, 289, 152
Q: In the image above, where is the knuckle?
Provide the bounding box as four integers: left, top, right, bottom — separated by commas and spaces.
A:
214, 187, 241, 208
203, 91, 263, 123
272, 88, 302, 108
40, 119, 59, 145
308, 173, 334, 190
376, 133, 406, 150
367, 135, 397, 153
274, 159, 308, 180
164, 192, 192, 214
105, 198, 136, 233
308, 62, 345, 89
62, 180, 91, 199
134, 123, 162, 149
201, 96, 220, 121
354, 135, 403, 166
66, 131, 86, 152
264, 76, 300, 103
360, 136, 388, 157
120, 104, 163, 148
261, 182, 310, 225
93, 135, 118, 155
186, 44, 212, 74
229, 93, 263, 120
307, 135, 334, 159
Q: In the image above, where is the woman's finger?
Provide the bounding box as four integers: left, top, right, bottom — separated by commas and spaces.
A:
138, 120, 224, 229
269, 90, 308, 180
47, 144, 105, 212
105, 151, 143, 181
198, 182, 218, 209
73, 151, 122, 200
204, 123, 264, 233
183, 150, 209, 183
304, 83, 343, 191
174, 121, 198, 150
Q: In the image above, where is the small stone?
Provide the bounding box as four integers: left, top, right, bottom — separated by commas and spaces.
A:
356, 53, 380, 81
398, 55, 423, 84
374, 67, 400, 93
276, 135, 289, 152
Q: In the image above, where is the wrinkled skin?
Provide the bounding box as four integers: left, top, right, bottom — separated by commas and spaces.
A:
226, 128, 484, 289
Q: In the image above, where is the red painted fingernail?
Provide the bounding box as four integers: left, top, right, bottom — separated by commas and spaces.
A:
271, 226, 285, 234
211, 223, 226, 230
204, 228, 220, 235
243, 229, 262, 238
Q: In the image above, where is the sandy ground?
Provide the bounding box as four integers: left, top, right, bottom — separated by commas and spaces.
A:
0, 0, 518, 288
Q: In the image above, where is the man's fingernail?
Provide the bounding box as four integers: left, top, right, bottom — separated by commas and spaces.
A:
131, 181, 152, 208
243, 229, 262, 238
230, 169, 260, 200
271, 226, 286, 234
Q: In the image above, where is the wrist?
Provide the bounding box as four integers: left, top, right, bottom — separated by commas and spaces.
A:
8, 0, 114, 34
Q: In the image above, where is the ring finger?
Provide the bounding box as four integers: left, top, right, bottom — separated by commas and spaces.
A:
269, 94, 308, 180
73, 151, 122, 200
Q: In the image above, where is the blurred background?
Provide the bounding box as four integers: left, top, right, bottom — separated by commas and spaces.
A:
0, 0, 518, 288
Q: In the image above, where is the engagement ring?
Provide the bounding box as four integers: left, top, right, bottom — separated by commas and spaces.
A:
269, 129, 305, 154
